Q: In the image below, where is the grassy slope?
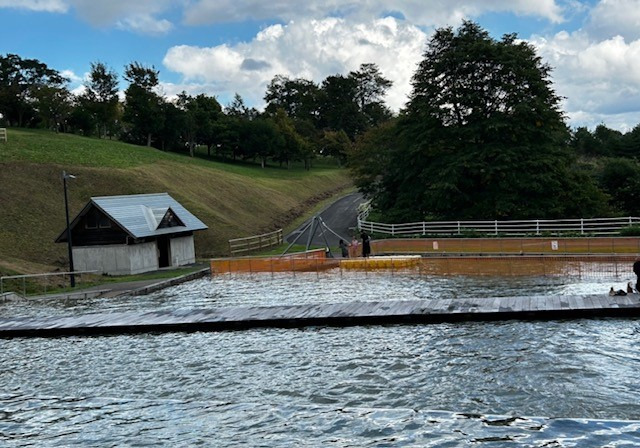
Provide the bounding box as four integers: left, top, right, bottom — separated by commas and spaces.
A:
0, 128, 352, 274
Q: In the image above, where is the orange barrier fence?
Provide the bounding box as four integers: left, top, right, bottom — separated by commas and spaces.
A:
211, 253, 638, 278
211, 249, 340, 274
416, 255, 636, 277
371, 237, 640, 255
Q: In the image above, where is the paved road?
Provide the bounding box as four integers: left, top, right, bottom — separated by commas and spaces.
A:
285, 192, 364, 248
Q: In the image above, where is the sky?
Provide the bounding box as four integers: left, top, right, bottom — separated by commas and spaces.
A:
1, 0, 640, 131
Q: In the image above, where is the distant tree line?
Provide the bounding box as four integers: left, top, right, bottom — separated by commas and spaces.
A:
0, 54, 391, 169
3, 27, 640, 220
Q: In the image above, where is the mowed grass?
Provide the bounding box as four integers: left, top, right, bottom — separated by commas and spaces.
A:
0, 128, 352, 273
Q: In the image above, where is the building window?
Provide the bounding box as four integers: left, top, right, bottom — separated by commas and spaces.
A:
85, 214, 98, 229
99, 216, 111, 228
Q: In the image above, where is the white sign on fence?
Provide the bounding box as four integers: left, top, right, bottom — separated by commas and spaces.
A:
551, 241, 559, 251
433, 241, 439, 250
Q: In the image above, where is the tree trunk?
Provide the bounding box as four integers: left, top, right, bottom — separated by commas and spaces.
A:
147, 133, 152, 147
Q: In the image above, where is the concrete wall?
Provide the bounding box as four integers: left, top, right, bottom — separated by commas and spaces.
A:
73, 242, 158, 275
170, 235, 196, 266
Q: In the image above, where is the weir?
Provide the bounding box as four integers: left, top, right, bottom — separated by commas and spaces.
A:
1, 293, 639, 338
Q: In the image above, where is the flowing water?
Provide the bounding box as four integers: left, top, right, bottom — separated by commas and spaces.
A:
1, 271, 639, 446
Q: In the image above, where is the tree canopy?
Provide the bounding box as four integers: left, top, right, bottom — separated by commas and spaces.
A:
352, 21, 607, 221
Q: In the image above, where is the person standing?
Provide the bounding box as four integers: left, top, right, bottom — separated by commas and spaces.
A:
350, 236, 359, 258
634, 257, 640, 291
361, 231, 371, 258
339, 239, 349, 258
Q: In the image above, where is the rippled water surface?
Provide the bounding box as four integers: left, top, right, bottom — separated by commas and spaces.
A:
1, 271, 640, 446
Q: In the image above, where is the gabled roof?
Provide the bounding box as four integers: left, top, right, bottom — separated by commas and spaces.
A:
56, 193, 207, 242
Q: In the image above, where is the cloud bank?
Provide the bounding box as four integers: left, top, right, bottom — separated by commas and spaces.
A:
163, 17, 426, 110
4, 0, 640, 129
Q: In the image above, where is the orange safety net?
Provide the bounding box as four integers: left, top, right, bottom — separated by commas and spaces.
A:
371, 237, 640, 255
211, 249, 340, 274
212, 252, 639, 278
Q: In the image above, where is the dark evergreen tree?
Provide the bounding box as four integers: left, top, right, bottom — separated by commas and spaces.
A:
318, 74, 364, 139
349, 63, 393, 127
570, 127, 601, 156
598, 158, 640, 215
82, 62, 119, 138
122, 62, 164, 147
373, 21, 607, 221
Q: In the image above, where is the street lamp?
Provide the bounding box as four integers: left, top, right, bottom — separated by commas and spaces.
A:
62, 171, 76, 287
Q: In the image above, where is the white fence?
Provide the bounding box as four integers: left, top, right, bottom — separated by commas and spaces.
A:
229, 229, 283, 255
358, 216, 640, 237
0, 128, 6, 142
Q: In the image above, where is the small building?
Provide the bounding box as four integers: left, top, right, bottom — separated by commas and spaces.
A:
56, 193, 208, 275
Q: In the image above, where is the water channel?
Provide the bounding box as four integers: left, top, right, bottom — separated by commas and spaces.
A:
1, 271, 639, 446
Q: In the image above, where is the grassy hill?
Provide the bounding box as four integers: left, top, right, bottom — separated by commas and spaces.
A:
0, 128, 352, 274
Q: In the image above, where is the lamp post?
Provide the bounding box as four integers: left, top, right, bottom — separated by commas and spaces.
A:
62, 171, 76, 287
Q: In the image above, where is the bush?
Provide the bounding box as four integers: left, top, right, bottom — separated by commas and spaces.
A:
620, 225, 640, 236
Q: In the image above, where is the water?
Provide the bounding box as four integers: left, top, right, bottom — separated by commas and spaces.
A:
1, 271, 640, 446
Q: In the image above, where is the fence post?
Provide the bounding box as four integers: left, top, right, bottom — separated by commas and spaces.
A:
495, 220, 498, 235
457, 222, 461, 235
422, 222, 425, 235
581, 218, 584, 235
536, 220, 540, 235
392, 223, 395, 237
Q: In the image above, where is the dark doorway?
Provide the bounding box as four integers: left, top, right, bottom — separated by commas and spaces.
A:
157, 236, 170, 268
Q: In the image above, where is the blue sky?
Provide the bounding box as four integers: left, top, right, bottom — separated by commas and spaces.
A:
1, 0, 639, 131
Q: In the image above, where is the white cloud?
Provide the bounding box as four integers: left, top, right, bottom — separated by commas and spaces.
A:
531, 29, 640, 130
116, 15, 173, 35
586, 0, 640, 41
0, 0, 67, 12
163, 17, 427, 111
2, 0, 565, 33
182, 0, 564, 26
69, 0, 174, 26
0, 0, 176, 34
60, 69, 83, 83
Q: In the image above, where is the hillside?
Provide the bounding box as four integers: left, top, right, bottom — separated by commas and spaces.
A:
0, 129, 352, 274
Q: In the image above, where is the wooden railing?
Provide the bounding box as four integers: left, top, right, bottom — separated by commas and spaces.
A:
228, 229, 283, 255
0, 270, 98, 297
358, 216, 640, 237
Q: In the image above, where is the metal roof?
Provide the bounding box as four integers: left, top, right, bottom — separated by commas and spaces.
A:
58, 193, 207, 242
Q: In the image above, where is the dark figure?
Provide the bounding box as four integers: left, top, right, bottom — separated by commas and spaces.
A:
634, 258, 640, 291
339, 239, 349, 258
610, 287, 627, 296
361, 231, 371, 258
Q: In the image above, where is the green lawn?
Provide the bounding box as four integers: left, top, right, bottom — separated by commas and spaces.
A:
0, 128, 353, 274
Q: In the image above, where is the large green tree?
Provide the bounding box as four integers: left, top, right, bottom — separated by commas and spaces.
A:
82, 61, 119, 138
349, 63, 393, 128
264, 75, 320, 124
372, 21, 607, 221
0, 53, 68, 127
122, 62, 164, 147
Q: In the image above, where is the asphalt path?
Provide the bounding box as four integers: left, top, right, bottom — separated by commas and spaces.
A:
284, 192, 364, 248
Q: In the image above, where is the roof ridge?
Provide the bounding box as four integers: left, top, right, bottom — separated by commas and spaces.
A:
92, 192, 169, 200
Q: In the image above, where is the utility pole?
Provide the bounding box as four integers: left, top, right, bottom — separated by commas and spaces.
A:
62, 171, 76, 287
